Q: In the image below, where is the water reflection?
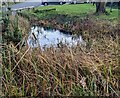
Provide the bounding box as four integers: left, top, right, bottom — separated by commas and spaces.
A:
27, 26, 85, 49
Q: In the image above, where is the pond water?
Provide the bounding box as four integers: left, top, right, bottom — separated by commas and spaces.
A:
27, 26, 85, 49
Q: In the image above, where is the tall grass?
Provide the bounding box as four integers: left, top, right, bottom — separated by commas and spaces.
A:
1, 8, 120, 96
2, 24, 120, 96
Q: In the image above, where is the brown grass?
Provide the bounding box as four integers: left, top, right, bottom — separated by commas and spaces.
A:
1, 15, 120, 96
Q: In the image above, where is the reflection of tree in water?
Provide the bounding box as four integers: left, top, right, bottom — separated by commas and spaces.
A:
72, 34, 79, 40
28, 26, 85, 48
29, 26, 39, 47
29, 33, 37, 47
37, 26, 43, 34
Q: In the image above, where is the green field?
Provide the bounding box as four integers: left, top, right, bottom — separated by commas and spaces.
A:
32, 4, 118, 20
37, 4, 95, 15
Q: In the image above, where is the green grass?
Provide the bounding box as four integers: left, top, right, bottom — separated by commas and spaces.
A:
98, 8, 119, 20
37, 4, 95, 15
20, 4, 118, 23
34, 4, 118, 20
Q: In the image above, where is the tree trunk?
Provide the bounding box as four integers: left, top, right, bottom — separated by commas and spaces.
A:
96, 2, 106, 13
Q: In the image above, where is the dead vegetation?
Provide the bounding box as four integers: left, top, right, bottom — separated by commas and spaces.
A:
2, 18, 120, 96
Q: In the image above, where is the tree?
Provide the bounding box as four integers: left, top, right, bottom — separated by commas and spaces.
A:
95, 1, 108, 14
13, 0, 16, 4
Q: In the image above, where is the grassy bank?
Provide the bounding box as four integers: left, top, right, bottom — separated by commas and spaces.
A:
2, 4, 120, 96
22, 4, 118, 21
38, 4, 118, 19
18, 4, 119, 37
